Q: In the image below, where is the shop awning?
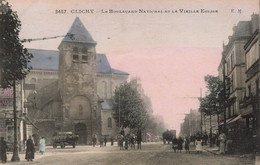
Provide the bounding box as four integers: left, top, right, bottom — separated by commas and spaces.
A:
213, 117, 234, 127
227, 115, 241, 124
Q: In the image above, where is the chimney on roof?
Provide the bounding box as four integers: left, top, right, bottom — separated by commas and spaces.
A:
232, 25, 237, 35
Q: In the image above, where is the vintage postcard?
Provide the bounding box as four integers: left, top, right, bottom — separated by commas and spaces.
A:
0, 0, 259, 164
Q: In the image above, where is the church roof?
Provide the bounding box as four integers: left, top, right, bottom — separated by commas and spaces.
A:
62, 17, 97, 44
27, 49, 59, 70
27, 49, 129, 75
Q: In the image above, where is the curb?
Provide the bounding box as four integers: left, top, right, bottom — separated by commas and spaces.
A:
203, 148, 219, 155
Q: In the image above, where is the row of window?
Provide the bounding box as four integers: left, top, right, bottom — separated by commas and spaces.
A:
73, 54, 89, 63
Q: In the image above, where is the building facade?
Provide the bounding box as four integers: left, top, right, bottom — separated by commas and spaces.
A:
23, 17, 129, 145
218, 14, 259, 153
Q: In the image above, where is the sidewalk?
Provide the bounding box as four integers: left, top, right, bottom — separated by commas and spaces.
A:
256, 155, 260, 165
202, 145, 219, 155
203, 145, 256, 159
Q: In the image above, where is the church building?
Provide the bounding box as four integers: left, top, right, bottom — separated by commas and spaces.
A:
25, 17, 129, 145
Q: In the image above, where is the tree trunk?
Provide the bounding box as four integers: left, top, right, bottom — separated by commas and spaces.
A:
217, 113, 220, 133
11, 80, 20, 161
210, 113, 213, 147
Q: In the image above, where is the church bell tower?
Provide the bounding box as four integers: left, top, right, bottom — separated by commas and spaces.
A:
58, 17, 100, 144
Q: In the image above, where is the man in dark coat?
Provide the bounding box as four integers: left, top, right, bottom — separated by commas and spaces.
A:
0, 137, 8, 163
177, 137, 183, 153
172, 137, 178, 153
99, 136, 104, 147
25, 136, 35, 161
136, 130, 142, 150
92, 134, 97, 147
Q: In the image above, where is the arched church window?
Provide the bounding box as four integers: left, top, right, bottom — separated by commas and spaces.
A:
79, 104, 83, 116
65, 108, 69, 118
73, 47, 79, 63
108, 117, 112, 128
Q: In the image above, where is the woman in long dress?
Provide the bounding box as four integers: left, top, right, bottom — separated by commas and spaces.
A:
195, 137, 202, 153
25, 136, 35, 161
219, 133, 226, 154
184, 137, 190, 153
0, 137, 8, 163
39, 137, 45, 154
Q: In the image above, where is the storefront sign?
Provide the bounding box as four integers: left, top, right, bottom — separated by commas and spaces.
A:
0, 89, 13, 98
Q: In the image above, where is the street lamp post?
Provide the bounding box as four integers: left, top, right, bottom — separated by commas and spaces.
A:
222, 59, 227, 134
11, 80, 20, 162
200, 88, 203, 135
118, 95, 121, 129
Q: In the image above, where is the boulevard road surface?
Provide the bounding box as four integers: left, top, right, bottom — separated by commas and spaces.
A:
4, 143, 254, 165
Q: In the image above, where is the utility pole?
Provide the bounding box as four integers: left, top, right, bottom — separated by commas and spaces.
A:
200, 88, 203, 135
11, 80, 19, 161
119, 95, 120, 129
222, 59, 227, 134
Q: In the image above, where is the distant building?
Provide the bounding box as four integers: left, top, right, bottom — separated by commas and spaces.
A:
180, 109, 201, 137
23, 17, 129, 145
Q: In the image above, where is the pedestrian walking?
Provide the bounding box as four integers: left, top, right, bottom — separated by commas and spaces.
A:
0, 137, 8, 163
129, 134, 135, 149
39, 137, 45, 155
92, 134, 97, 147
118, 135, 124, 150
195, 137, 202, 153
136, 130, 142, 150
184, 137, 190, 153
104, 136, 107, 147
124, 134, 129, 150
219, 132, 226, 154
172, 137, 178, 153
177, 137, 183, 153
204, 133, 208, 146
111, 136, 114, 146
25, 136, 35, 161
100, 135, 104, 147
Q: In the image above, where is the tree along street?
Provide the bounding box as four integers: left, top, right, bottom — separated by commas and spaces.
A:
3, 143, 254, 165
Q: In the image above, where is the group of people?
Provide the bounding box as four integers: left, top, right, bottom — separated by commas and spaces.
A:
92, 130, 143, 151
117, 132, 141, 150
25, 136, 46, 161
171, 136, 205, 153
0, 136, 45, 163
171, 137, 190, 153
118, 130, 142, 150
92, 135, 114, 147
